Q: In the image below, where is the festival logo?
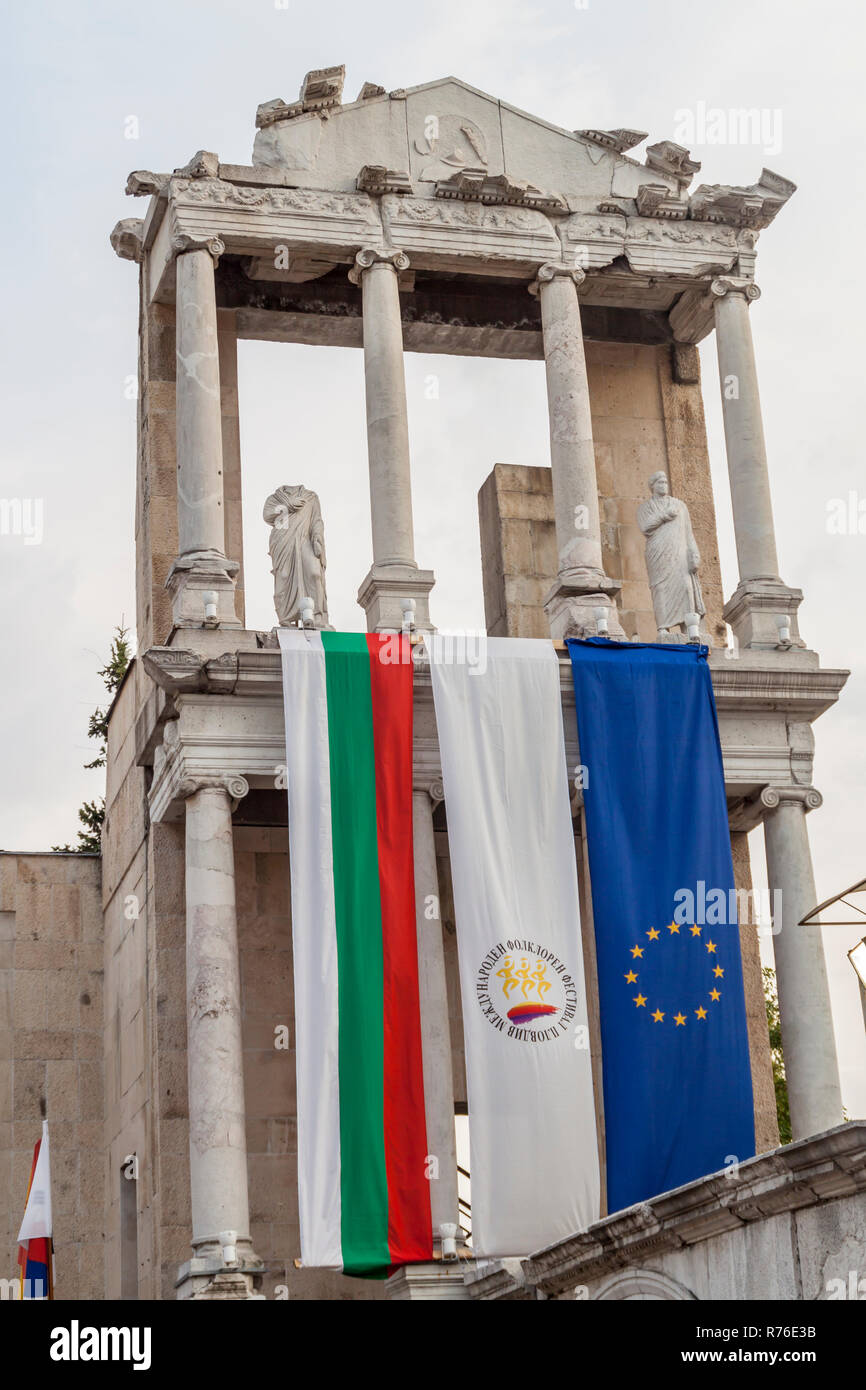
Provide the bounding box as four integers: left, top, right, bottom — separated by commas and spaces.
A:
475, 939, 578, 1041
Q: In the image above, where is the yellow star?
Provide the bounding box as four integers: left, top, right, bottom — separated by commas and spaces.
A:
695, 1006, 708, 1020
709, 988, 721, 1002
652, 1009, 664, 1022
633, 994, 647, 1008
674, 1012, 687, 1026
630, 945, 644, 958
667, 922, 680, 934
647, 927, 660, 941
706, 940, 717, 954
713, 965, 724, 978
690, 924, 702, 936
624, 970, 638, 984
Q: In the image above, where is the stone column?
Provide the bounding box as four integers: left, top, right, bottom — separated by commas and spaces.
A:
178, 775, 262, 1299
167, 237, 241, 630
762, 786, 843, 1138
412, 782, 459, 1243
530, 263, 622, 639
350, 248, 435, 632
711, 277, 802, 648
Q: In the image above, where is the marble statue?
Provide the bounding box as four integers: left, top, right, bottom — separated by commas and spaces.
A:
637, 472, 705, 635
263, 484, 330, 628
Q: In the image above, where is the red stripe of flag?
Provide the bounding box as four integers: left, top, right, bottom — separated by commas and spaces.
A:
366, 633, 433, 1263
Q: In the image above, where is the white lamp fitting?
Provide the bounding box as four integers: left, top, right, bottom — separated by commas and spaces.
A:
593, 606, 609, 636
400, 596, 417, 634
202, 590, 219, 627
439, 1222, 459, 1262
299, 596, 315, 629
218, 1229, 239, 1268
685, 611, 701, 642
775, 613, 792, 646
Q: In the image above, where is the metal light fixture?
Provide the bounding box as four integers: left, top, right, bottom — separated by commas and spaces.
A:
593, 606, 609, 636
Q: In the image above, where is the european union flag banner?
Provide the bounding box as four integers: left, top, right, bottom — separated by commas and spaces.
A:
566, 638, 754, 1214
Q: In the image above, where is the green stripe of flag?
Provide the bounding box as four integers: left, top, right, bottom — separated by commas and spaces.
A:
321, 631, 390, 1274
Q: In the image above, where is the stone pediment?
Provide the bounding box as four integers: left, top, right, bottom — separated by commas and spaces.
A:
250, 75, 688, 212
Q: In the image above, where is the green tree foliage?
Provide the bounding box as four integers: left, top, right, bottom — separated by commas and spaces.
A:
763, 965, 792, 1144
53, 625, 132, 853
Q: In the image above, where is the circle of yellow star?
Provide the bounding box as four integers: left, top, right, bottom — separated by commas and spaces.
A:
652, 1009, 664, 1022
674, 1012, 687, 1026
630, 945, 644, 958
713, 965, 724, 978
695, 1006, 708, 1020
633, 994, 647, 1008
667, 922, 680, 934
709, 988, 721, 1002
706, 940, 717, 954
624, 970, 638, 984
647, 927, 660, 941
690, 924, 702, 936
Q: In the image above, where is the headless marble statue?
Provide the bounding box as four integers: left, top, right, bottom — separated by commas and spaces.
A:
637, 472, 705, 635
263, 484, 330, 628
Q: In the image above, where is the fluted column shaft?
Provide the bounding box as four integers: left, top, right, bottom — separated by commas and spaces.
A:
533, 264, 605, 582
762, 787, 843, 1138
354, 250, 416, 567
184, 780, 254, 1257
412, 785, 459, 1241
712, 278, 780, 584
175, 246, 228, 559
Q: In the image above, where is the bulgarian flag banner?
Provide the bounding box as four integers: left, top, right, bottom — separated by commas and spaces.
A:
278, 629, 432, 1275
18, 1120, 54, 1299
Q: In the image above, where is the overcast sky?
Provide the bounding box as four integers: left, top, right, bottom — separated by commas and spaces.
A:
2, 0, 864, 1113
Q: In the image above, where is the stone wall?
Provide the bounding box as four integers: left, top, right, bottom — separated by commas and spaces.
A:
479, 341, 727, 644
0, 851, 104, 1301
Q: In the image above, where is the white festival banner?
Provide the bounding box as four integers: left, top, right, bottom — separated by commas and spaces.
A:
428, 637, 600, 1256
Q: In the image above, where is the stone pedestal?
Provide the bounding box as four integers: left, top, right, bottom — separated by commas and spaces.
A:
351, 247, 435, 631
179, 776, 262, 1299
385, 1261, 469, 1300
530, 263, 622, 639
712, 278, 801, 649
762, 786, 843, 1138
412, 784, 459, 1244
170, 241, 241, 631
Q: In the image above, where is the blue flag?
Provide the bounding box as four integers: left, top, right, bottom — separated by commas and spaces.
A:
566, 638, 755, 1214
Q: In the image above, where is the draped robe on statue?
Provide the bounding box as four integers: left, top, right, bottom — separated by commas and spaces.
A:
636, 494, 705, 631
263, 485, 329, 628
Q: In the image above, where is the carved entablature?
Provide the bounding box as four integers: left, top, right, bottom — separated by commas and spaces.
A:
689, 169, 796, 229
381, 192, 560, 272
167, 176, 381, 260
635, 183, 688, 220
560, 213, 626, 271
356, 165, 413, 196
644, 140, 701, 188
623, 217, 739, 278
116, 72, 799, 317
575, 128, 648, 155
433, 169, 568, 215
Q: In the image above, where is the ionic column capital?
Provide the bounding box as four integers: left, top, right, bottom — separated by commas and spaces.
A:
710, 276, 761, 303
171, 232, 226, 263
413, 778, 444, 810
760, 785, 822, 814
179, 774, 250, 808
349, 246, 410, 284
528, 262, 586, 297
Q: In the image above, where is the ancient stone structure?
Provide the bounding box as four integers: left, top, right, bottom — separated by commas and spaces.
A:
0, 68, 855, 1302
